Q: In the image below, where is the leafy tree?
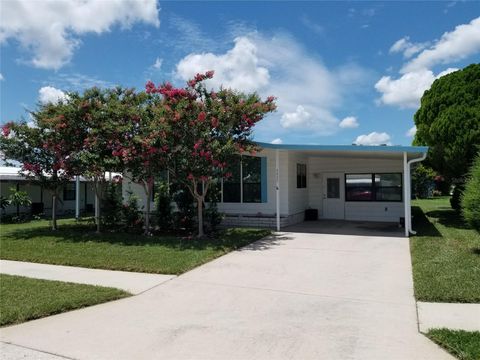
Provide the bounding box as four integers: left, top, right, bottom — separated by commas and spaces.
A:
112, 91, 169, 234
146, 71, 276, 237
7, 187, 31, 217
0, 102, 76, 230
413, 64, 480, 181
61, 88, 131, 233
461, 152, 480, 230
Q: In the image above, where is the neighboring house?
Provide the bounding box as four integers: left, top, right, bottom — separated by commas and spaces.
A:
0, 167, 99, 216
123, 142, 428, 237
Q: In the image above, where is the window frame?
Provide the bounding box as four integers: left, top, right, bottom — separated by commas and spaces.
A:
221, 155, 266, 204
296, 163, 307, 189
345, 172, 403, 202
63, 183, 76, 201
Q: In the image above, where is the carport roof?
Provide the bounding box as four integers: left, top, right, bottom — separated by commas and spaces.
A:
257, 142, 428, 154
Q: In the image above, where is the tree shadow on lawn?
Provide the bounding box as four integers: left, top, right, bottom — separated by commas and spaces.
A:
411, 206, 442, 237
5, 224, 274, 252
425, 208, 471, 230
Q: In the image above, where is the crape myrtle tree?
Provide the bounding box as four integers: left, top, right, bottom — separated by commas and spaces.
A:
111, 91, 170, 235
68, 87, 137, 233
146, 71, 276, 237
0, 100, 78, 230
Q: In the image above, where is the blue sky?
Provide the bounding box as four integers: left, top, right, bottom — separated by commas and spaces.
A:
1, 1, 479, 146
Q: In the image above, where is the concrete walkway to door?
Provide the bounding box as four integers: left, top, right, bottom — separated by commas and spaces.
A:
1, 230, 451, 360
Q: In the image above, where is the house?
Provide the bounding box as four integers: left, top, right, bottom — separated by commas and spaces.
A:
123, 142, 428, 237
0, 167, 99, 217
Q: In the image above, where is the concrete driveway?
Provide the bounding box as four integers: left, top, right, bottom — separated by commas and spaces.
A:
1, 230, 451, 360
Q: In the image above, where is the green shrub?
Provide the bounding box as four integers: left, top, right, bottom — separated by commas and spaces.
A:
101, 183, 123, 227
461, 153, 480, 230
121, 189, 143, 231
172, 186, 195, 231
205, 182, 224, 233
412, 164, 436, 198
450, 185, 464, 211
154, 181, 173, 230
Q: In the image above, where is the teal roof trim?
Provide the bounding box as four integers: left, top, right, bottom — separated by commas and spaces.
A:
256, 142, 428, 154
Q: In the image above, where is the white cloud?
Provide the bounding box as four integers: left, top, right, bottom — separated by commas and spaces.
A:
152, 57, 163, 70
402, 17, 480, 73
389, 36, 429, 58
38, 86, 67, 104
176, 34, 368, 139
280, 105, 311, 128
375, 68, 458, 108
0, 73, 3, 81
339, 116, 359, 129
0, 0, 160, 69
406, 125, 417, 137
354, 132, 391, 146
177, 37, 270, 93
271, 138, 283, 144
376, 17, 479, 110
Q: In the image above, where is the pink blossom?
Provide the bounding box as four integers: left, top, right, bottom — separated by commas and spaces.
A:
2, 124, 11, 137
205, 70, 215, 78
211, 117, 219, 128
197, 111, 206, 122
187, 173, 194, 180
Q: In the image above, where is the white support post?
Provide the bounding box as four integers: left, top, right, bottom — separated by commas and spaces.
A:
75, 176, 80, 220
275, 149, 280, 232
403, 152, 409, 237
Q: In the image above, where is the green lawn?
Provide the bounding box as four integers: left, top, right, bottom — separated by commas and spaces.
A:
0, 219, 271, 274
0, 274, 129, 326
410, 197, 480, 303
427, 329, 480, 360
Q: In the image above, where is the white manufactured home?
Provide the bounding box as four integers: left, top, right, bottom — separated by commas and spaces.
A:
124, 142, 428, 237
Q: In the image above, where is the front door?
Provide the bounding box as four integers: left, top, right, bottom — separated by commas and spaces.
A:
323, 173, 344, 219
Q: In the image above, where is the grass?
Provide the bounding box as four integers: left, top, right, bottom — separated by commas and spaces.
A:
0, 274, 129, 326
410, 197, 480, 303
426, 329, 480, 360
0, 219, 271, 274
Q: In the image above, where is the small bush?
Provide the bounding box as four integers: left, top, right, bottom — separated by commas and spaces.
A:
450, 184, 464, 211
154, 181, 173, 230
121, 189, 143, 231
172, 186, 195, 231
101, 183, 123, 227
461, 153, 480, 230
205, 183, 224, 233
412, 164, 436, 198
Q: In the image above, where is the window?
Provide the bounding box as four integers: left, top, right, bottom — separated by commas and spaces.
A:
63, 183, 76, 201
297, 164, 307, 188
221, 156, 266, 203
375, 173, 402, 201
223, 157, 241, 202
327, 178, 340, 198
242, 156, 261, 203
345, 173, 402, 202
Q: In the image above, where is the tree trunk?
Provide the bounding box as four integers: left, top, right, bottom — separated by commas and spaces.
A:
197, 196, 204, 238
51, 193, 57, 231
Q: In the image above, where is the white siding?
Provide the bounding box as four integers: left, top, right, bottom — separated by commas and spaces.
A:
307, 156, 404, 223
287, 152, 309, 216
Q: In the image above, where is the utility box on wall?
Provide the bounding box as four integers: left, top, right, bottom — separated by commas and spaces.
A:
305, 209, 318, 221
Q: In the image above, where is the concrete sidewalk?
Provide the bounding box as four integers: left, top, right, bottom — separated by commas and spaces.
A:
417, 301, 480, 332
0, 232, 452, 359
0, 260, 175, 294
